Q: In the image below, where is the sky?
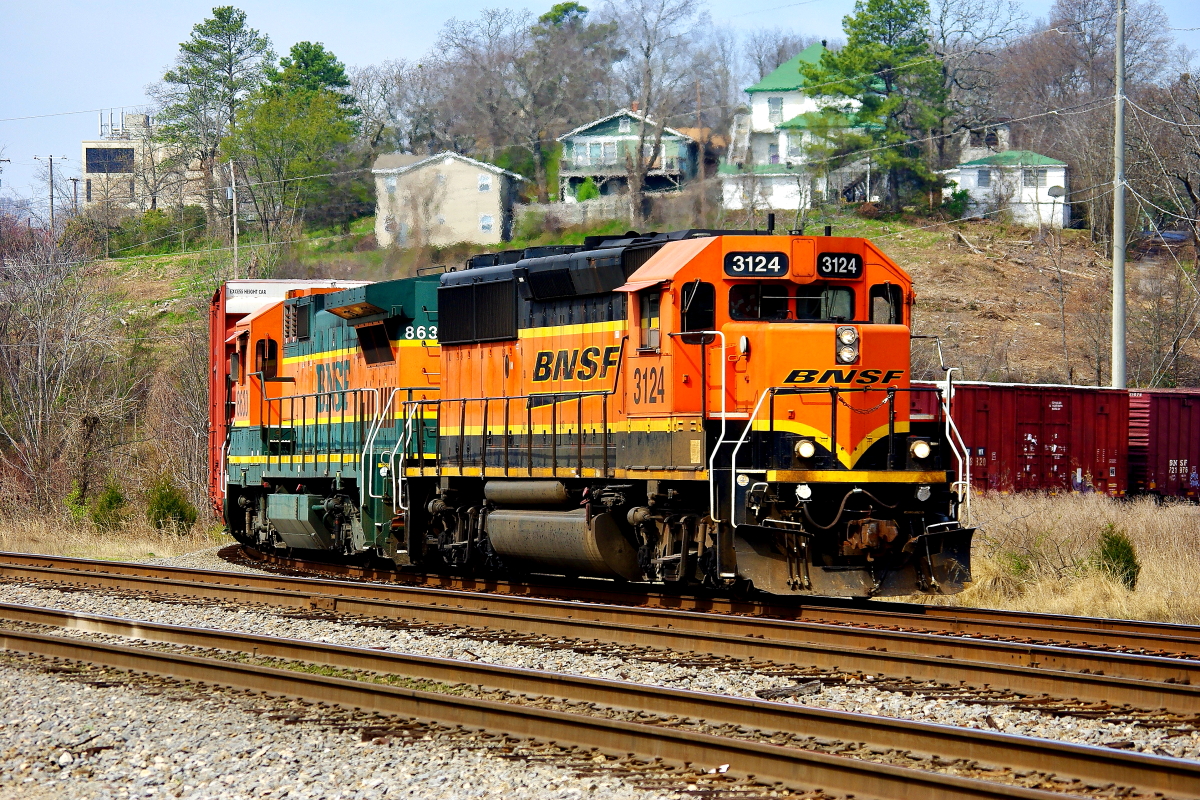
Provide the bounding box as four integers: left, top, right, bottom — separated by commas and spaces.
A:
2, 0, 1198, 214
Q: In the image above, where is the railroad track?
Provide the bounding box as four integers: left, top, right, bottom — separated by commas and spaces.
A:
1, 550, 1200, 721
3, 601, 1199, 799
234, 547, 1200, 659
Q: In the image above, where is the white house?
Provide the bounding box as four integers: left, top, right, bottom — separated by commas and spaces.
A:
373, 152, 525, 247
721, 43, 873, 212
942, 150, 1070, 228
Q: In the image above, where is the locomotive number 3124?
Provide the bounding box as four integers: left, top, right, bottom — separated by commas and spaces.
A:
723, 251, 789, 277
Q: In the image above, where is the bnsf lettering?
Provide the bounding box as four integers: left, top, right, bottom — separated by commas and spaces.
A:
533, 346, 622, 382
784, 368, 904, 385
316, 359, 351, 411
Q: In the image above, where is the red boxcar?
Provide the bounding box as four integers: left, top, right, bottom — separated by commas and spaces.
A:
912, 382, 1128, 496
1129, 389, 1200, 498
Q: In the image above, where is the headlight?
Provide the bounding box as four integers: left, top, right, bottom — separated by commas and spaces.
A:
796, 483, 813, 501
795, 439, 816, 459
837, 345, 858, 364
837, 326, 858, 345
916, 485, 931, 502
909, 439, 932, 460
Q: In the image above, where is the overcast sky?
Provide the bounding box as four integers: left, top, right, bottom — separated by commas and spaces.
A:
2, 0, 1198, 211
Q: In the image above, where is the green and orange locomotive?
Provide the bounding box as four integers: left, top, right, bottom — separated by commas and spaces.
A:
208, 230, 973, 597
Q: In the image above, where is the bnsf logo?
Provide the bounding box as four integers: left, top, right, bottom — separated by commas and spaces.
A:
533, 346, 622, 382
784, 369, 905, 385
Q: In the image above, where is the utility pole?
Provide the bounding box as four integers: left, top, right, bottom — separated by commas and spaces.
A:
33, 155, 67, 258
0, 158, 9, 191
69, 177, 80, 215
229, 162, 239, 280
1111, 0, 1127, 389
695, 79, 706, 226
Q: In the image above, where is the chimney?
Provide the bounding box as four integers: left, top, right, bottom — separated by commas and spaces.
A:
821, 39, 827, 48
630, 101, 639, 113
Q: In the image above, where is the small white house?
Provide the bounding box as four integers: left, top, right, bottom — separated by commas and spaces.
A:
373, 152, 525, 247
943, 150, 1070, 228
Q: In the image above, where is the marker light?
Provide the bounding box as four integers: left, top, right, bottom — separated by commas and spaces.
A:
796, 483, 813, 501
916, 485, 932, 502
909, 440, 932, 460
795, 439, 817, 459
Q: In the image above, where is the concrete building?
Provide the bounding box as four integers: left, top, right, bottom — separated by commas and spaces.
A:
721, 43, 874, 211
80, 112, 202, 212
373, 152, 525, 248
943, 150, 1070, 228
557, 109, 697, 200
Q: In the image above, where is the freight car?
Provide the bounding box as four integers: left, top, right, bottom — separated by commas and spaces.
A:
1129, 390, 1200, 498
210, 230, 976, 598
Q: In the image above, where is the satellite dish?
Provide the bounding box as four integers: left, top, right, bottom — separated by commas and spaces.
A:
1048, 186, 1066, 198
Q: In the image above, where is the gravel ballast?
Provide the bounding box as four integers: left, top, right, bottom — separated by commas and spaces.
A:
2, 579, 1198, 762
0, 655, 700, 800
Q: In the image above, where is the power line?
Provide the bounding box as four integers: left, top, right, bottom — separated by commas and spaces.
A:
0, 105, 147, 124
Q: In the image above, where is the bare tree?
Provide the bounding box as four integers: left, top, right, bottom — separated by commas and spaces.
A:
745, 28, 816, 80
0, 234, 139, 509
604, 0, 701, 223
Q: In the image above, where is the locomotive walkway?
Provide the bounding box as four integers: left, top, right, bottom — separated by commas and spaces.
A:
2, 600, 1199, 799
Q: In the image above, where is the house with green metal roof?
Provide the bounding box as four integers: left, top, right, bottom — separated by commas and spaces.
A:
722, 43, 879, 211
556, 109, 697, 201
943, 149, 1070, 228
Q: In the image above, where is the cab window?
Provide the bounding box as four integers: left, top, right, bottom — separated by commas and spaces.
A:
796, 286, 855, 321
870, 283, 904, 324
639, 290, 661, 349
681, 281, 715, 331
729, 283, 790, 320
255, 338, 278, 379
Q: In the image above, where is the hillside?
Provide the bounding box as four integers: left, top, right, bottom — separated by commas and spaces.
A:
103, 211, 1196, 389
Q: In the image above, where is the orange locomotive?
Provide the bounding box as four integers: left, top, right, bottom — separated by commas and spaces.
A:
210, 230, 974, 597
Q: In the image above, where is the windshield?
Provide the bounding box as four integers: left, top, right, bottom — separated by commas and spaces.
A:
729, 282, 855, 322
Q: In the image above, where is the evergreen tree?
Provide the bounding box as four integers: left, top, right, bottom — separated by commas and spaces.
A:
269, 41, 355, 108
802, 0, 946, 209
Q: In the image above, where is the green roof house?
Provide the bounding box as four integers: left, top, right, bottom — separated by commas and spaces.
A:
557, 109, 697, 201
942, 139, 1070, 228
722, 43, 875, 212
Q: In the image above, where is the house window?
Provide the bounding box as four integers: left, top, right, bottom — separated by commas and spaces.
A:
787, 133, 803, 158
436, 215, 446, 225
589, 143, 602, 164
768, 97, 784, 124
575, 144, 589, 167
1023, 168, 1047, 189
480, 214, 494, 233
619, 116, 631, 134
768, 143, 780, 164
639, 290, 661, 350
478, 173, 492, 192
385, 175, 397, 194
602, 142, 616, 164
977, 169, 990, 188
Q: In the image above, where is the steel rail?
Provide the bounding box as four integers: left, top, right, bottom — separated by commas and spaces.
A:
0, 624, 1084, 800
2, 554, 1200, 713
4, 600, 1199, 798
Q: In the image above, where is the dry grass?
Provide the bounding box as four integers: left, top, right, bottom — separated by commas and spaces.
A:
924, 493, 1200, 624
0, 515, 231, 563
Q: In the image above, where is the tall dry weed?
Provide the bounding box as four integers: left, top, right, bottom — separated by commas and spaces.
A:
0, 515, 229, 562
925, 493, 1200, 623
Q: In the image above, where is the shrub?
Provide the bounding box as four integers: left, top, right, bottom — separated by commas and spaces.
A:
942, 189, 971, 219
90, 478, 127, 530
855, 202, 882, 219
1095, 523, 1140, 590
63, 482, 88, 524
146, 475, 198, 531
575, 177, 601, 202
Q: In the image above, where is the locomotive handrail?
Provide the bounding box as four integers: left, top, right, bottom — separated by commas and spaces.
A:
940, 369, 972, 524
668, 330, 728, 526
361, 387, 399, 506
391, 398, 423, 513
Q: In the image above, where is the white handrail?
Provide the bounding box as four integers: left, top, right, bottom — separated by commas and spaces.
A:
219, 436, 230, 497
696, 331, 728, 522
939, 370, 972, 524
360, 388, 399, 506
727, 387, 775, 527
390, 400, 422, 512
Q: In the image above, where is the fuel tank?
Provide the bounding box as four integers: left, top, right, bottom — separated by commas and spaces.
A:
486, 508, 641, 581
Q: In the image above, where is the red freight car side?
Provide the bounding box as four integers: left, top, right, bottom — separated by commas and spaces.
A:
913, 382, 1128, 496
1129, 390, 1200, 498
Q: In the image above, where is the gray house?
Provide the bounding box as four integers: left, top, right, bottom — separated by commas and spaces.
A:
557, 109, 697, 201
373, 152, 525, 247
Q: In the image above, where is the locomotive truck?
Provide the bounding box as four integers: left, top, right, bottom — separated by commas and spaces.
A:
209, 229, 974, 597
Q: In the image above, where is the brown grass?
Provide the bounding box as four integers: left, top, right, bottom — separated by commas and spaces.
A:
0, 516, 231, 562
923, 493, 1200, 624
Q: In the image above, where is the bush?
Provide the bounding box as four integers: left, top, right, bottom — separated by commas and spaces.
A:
1095, 523, 1140, 590
942, 189, 971, 219
63, 482, 88, 524
146, 475, 198, 531
855, 202, 882, 219
575, 177, 601, 202
90, 478, 127, 530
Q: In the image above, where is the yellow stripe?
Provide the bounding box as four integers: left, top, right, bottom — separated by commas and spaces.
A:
763, 470, 949, 483
414, 466, 706, 480
281, 339, 432, 366
752, 419, 911, 469
517, 320, 626, 339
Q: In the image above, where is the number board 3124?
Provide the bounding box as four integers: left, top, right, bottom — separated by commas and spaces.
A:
817, 252, 863, 278
723, 251, 789, 277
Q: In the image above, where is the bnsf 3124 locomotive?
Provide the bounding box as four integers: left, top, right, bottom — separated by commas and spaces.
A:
208, 230, 974, 597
